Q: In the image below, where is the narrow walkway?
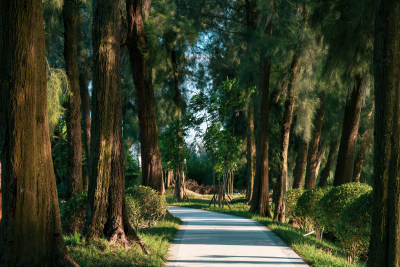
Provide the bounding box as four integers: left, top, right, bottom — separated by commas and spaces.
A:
166, 206, 308, 266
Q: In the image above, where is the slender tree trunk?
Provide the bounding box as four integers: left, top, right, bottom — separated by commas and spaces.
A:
250, 59, 272, 217
353, 108, 374, 183
126, 0, 164, 194
0, 1, 77, 265
274, 48, 300, 222
85, 0, 146, 252
63, 0, 83, 199
333, 75, 364, 186
78, 16, 91, 192
170, 48, 185, 201
314, 143, 325, 177
318, 142, 338, 187
293, 139, 308, 189
246, 99, 256, 200
368, 1, 400, 265
304, 93, 326, 189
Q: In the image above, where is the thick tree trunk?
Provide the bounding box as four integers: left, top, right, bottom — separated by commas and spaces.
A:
304, 93, 326, 189
318, 142, 338, 187
293, 139, 308, 189
250, 59, 271, 217
63, 0, 83, 199
85, 0, 146, 252
126, 0, 164, 195
0, 1, 77, 265
246, 99, 256, 200
274, 50, 300, 222
368, 1, 400, 265
333, 75, 363, 186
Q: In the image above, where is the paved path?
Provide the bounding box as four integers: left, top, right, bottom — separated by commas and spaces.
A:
166, 206, 308, 266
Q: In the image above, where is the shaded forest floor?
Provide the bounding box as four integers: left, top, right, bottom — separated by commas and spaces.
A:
64, 212, 181, 266
168, 191, 366, 267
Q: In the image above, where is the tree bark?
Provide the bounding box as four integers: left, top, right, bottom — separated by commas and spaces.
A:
126, 0, 164, 195
368, 1, 400, 265
353, 107, 374, 183
63, 0, 83, 199
318, 141, 338, 187
85, 0, 146, 252
293, 139, 308, 189
0, 1, 77, 265
274, 50, 300, 222
333, 75, 364, 186
250, 59, 272, 217
246, 99, 256, 200
304, 93, 326, 189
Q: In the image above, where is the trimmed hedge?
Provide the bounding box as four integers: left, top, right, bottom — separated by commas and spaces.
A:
336, 192, 373, 261
314, 182, 372, 233
126, 185, 167, 229
294, 187, 331, 231
285, 188, 304, 221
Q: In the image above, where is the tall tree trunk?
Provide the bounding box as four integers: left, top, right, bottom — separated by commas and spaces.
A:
333, 75, 363, 186
293, 139, 308, 189
0, 1, 77, 265
245, 0, 257, 202
170, 48, 185, 201
79, 16, 91, 192
250, 59, 272, 217
304, 93, 326, 189
85, 0, 146, 252
63, 0, 83, 199
126, 0, 164, 195
246, 99, 256, 200
314, 143, 325, 178
353, 107, 374, 183
274, 50, 300, 222
318, 141, 338, 187
368, 1, 400, 265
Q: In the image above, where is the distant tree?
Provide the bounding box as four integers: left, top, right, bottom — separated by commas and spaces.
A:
125, 0, 164, 194
0, 1, 77, 265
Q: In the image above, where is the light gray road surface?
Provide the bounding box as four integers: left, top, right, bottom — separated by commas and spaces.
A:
166, 206, 308, 266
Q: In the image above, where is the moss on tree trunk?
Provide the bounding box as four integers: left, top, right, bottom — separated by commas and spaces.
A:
0, 1, 77, 265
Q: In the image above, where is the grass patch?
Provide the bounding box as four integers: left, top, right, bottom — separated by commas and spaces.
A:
168, 194, 365, 267
65, 212, 181, 266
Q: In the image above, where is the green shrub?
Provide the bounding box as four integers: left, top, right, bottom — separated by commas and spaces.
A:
336, 192, 373, 262
60, 190, 88, 234
285, 188, 304, 222
126, 186, 167, 229
315, 182, 372, 233
294, 187, 331, 231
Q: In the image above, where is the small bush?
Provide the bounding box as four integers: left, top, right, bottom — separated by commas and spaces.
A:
126, 186, 167, 229
285, 188, 304, 222
294, 187, 331, 231
60, 191, 88, 234
336, 192, 373, 262
315, 182, 372, 233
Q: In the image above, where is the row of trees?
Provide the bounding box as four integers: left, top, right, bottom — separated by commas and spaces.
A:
0, 0, 399, 266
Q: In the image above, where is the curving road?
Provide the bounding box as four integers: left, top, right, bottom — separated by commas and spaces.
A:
166, 206, 308, 266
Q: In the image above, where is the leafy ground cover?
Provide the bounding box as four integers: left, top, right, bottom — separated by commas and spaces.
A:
64, 212, 181, 266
